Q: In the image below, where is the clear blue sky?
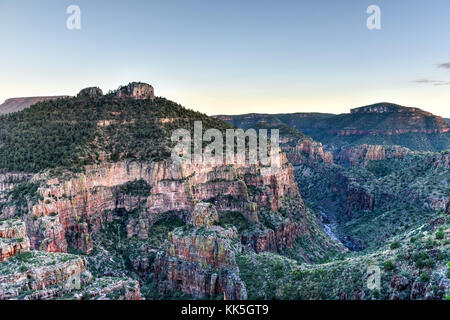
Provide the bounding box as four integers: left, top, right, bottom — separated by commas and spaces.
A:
1, 0, 450, 116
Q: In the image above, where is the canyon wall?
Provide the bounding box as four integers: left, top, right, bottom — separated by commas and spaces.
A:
25, 152, 300, 254
284, 139, 334, 166
336, 145, 410, 167
154, 203, 247, 299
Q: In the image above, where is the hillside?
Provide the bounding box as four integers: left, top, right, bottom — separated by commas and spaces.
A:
216, 103, 450, 152
0, 85, 230, 173
215, 112, 335, 137
0, 96, 71, 115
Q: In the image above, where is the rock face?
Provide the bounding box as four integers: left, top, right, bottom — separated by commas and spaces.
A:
345, 186, 374, 215
0, 96, 71, 115
0, 250, 141, 300
241, 217, 302, 253
153, 203, 247, 299
154, 204, 247, 299
28, 152, 299, 253
115, 82, 155, 100
336, 144, 410, 167
78, 87, 103, 98
189, 202, 219, 229
284, 139, 334, 166
0, 219, 30, 262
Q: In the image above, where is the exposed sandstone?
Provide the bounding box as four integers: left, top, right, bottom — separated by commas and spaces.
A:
0, 250, 141, 300
28, 152, 299, 253
115, 82, 155, 100
284, 139, 334, 166
154, 224, 247, 299
0, 219, 30, 262
78, 87, 103, 98
189, 202, 219, 229
336, 144, 410, 167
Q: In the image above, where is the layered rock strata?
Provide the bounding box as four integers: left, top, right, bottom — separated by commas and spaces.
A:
154, 203, 247, 299
0, 219, 30, 262
27, 153, 299, 253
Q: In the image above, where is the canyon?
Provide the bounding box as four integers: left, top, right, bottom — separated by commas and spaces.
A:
0, 84, 448, 300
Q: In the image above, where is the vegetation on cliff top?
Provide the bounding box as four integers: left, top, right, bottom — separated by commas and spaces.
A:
0, 95, 231, 173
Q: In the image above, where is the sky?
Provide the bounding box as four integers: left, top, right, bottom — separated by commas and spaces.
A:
1, 0, 450, 117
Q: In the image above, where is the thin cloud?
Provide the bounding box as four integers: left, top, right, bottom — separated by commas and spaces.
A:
438, 62, 450, 69
413, 79, 450, 86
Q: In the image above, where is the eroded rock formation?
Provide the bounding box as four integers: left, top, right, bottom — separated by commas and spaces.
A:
27, 152, 299, 253
0, 219, 30, 262
0, 250, 141, 300
154, 203, 247, 299
284, 139, 334, 166
78, 87, 103, 98
336, 144, 410, 167
115, 82, 155, 100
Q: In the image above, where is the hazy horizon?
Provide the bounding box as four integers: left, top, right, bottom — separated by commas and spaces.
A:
1, 0, 450, 117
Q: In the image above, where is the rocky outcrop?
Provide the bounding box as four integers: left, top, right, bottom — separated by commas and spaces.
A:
0, 219, 30, 262
336, 144, 410, 167
154, 224, 247, 299
77, 277, 142, 300
430, 152, 450, 170
189, 202, 219, 229
345, 185, 375, 215
115, 82, 155, 100
153, 203, 247, 299
78, 87, 103, 98
242, 219, 297, 253
284, 139, 334, 166
0, 250, 141, 300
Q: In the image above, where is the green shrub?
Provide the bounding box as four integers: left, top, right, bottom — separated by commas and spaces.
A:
435, 228, 445, 240
390, 241, 401, 249
383, 260, 396, 271
419, 272, 430, 282
415, 258, 425, 269
372, 289, 379, 298
425, 237, 435, 249
425, 258, 435, 268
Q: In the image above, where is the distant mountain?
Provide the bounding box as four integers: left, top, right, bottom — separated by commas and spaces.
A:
215, 112, 335, 135
216, 103, 450, 151
0, 96, 71, 115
